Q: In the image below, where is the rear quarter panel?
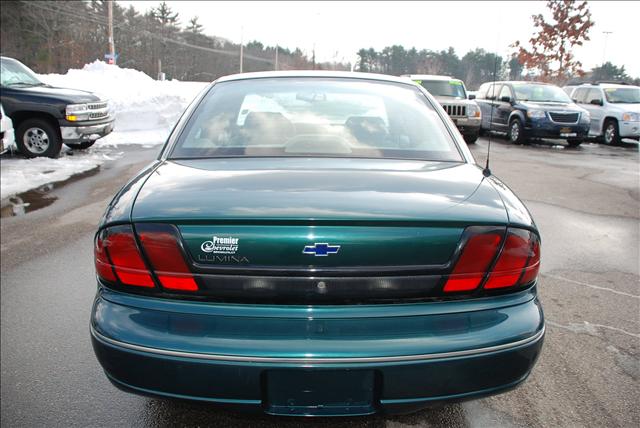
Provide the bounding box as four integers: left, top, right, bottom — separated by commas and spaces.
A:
487, 175, 537, 232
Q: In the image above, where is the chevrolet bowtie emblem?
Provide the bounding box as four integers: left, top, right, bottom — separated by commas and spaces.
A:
302, 243, 341, 256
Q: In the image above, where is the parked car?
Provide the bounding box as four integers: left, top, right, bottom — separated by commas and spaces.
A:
404, 74, 481, 144
476, 81, 590, 146
562, 84, 579, 97
1, 104, 15, 154
570, 82, 640, 145
0, 56, 114, 158
91, 71, 544, 416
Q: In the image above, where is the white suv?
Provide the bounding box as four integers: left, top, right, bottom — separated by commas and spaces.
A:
570, 83, 640, 145
1, 104, 15, 153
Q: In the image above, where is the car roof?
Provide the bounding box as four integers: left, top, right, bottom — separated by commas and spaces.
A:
582, 83, 636, 88
478, 81, 555, 88
501, 81, 555, 86
215, 70, 417, 86
403, 74, 456, 81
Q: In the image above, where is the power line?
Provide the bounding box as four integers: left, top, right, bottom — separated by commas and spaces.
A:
53, 2, 109, 23
21, 1, 107, 27
21, 0, 278, 66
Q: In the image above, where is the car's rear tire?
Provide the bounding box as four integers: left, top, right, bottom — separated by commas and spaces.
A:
15, 118, 62, 158
567, 139, 583, 148
508, 118, 525, 145
463, 133, 479, 144
602, 119, 621, 145
65, 141, 96, 150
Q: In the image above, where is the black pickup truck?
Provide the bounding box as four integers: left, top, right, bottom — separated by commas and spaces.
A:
0, 56, 114, 158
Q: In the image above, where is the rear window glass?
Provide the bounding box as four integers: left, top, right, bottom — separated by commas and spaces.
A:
418, 80, 467, 98
170, 78, 463, 162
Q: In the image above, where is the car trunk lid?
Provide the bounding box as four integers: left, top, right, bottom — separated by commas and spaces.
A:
131, 158, 507, 272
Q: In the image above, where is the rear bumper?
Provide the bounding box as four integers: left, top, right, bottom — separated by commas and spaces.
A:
91, 287, 544, 416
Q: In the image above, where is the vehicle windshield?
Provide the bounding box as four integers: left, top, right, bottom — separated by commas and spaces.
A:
170, 78, 463, 162
603, 87, 640, 103
417, 80, 467, 98
0, 58, 44, 87
512, 83, 572, 103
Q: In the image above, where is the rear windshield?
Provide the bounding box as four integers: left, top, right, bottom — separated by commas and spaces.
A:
418, 80, 467, 98
169, 78, 463, 162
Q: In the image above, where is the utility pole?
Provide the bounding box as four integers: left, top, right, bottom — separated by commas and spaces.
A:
312, 43, 316, 70
107, 0, 115, 64
602, 31, 613, 65
239, 27, 244, 73
275, 45, 278, 71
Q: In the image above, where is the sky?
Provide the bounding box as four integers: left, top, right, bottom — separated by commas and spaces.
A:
119, 1, 640, 77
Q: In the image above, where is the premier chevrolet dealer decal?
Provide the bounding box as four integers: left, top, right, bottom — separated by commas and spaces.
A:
200, 236, 239, 254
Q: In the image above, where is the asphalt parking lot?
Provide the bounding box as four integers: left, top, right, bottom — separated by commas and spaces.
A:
1, 137, 638, 427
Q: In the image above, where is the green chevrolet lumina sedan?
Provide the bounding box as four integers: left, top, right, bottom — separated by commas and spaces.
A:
91, 71, 544, 416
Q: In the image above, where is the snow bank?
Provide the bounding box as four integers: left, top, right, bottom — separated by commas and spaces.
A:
39, 61, 207, 145
1, 61, 208, 198
0, 146, 122, 199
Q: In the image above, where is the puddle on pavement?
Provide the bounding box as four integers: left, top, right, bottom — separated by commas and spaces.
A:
0, 167, 100, 218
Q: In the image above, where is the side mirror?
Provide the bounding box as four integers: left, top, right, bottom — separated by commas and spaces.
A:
468, 94, 476, 100
500, 96, 512, 103
589, 99, 603, 106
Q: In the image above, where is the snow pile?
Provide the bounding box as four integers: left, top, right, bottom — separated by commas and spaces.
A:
39, 61, 207, 146
0, 146, 122, 199
1, 61, 207, 198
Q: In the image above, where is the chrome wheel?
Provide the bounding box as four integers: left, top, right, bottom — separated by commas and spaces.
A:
604, 124, 616, 144
23, 127, 50, 154
510, 121, 520, 142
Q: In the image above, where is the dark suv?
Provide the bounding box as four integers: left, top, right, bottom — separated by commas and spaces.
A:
0, 56, 114, 158
475, 81, 590, 146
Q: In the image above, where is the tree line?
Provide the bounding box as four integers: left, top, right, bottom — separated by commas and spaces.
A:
0, 0, 346, 80
354, 46, 639, 90
355, 46, 522, 90
354, 1, 638, 88
1, 1, 637, 87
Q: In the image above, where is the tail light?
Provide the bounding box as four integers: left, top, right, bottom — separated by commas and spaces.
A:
485, 229, 532, 289
443, 229, 503, 292
94, 224, 197, 292
136, 224, 198, 291
95, 225, 154, 287
444, 226, 540, 293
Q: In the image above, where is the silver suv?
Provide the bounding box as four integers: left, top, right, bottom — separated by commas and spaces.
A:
570, 83, 640, 145
404, 75, 481, 144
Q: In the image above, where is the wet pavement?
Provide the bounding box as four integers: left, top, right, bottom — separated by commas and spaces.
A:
1, 138, 638, 427
0, 167, 100, 217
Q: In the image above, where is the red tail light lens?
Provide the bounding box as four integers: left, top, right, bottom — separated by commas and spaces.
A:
485, 229, 530, 289
519, 236, 540, 285
444, 227, 541, 293
95, 225, 154, 287
136, 224, 198, 292
94, 234, 117, 282
443, 228, 503, 292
